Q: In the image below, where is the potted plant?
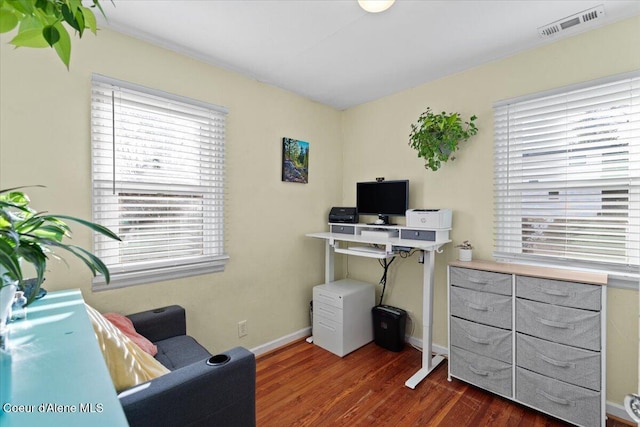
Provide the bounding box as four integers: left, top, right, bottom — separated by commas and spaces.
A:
0, 187, 120, 308
408, 107, 478, 171
456, 240, 473, 262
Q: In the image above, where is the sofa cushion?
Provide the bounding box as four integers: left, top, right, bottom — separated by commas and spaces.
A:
154, 335, 211, 370
85, 304, 170, 392
104, 312, 158, 356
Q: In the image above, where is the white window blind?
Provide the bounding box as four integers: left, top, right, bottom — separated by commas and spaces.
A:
91, 74, 228, 288
494, 71, 640, 279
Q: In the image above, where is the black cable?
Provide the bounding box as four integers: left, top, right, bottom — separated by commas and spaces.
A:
398, 248, 419, 258
377, 256, 395, 305
376, 248, 419, 305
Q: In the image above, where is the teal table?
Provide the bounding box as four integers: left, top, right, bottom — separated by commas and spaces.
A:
0, 289, 128, 426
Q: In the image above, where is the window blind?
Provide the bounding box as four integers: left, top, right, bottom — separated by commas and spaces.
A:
91, 74, 228, 288
494, 71, 640, 278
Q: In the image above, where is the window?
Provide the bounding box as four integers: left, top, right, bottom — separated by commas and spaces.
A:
494, 71, 640, 280
91, 74, 228, 288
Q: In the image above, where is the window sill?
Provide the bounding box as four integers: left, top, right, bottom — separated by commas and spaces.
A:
92, 255, 230, 291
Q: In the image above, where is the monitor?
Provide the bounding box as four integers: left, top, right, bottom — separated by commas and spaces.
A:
356, 180, 409, 225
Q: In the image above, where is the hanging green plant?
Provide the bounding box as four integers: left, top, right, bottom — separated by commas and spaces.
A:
409, 107, 478, 171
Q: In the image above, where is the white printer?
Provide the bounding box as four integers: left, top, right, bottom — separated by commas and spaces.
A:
405, 209, 452, 229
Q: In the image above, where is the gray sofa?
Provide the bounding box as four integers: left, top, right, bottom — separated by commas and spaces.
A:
117, 305, 256, 427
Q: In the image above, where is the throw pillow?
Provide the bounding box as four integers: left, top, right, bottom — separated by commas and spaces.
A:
85, 304, 170, 392
103, 312, 158, 356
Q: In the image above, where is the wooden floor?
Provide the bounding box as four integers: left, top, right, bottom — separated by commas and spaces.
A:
256, 340, 630, 427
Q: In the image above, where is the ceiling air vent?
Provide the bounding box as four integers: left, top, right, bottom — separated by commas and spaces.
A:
538, 5, 605, 38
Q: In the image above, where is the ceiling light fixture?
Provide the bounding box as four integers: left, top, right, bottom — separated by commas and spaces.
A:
358, 0, 395, 13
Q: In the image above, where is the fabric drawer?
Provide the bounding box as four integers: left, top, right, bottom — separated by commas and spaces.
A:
517, 333, 600, 391
516, 367, 600, 427
314, 301, 343, 324
400, 229, 435, 241
516, 299, 600, 351
450, 267, 512, 296
516, 276, 601, 311
330, 224, 355, 235
450, 317, 512, 363
450, 286, 512, 329
450, 346, 512, 397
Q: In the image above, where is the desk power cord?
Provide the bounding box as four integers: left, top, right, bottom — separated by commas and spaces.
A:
374, 246, 419, 305
377, 256, 394, 305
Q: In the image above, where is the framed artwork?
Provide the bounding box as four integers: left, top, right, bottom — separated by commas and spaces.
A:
282, 137, 309, 183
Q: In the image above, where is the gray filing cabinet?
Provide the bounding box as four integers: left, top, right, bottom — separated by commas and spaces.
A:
448, 261, 607, 427
313, 279, 375, 357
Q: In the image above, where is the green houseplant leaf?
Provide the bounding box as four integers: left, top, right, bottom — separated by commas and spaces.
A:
0, 187, 121, 305
408, 107, 478, 171
0, 7, 19, 32
1, 0, 110, 67
42, 24, 60, 46
10, 27, 49, 48
52, 21, 70, 67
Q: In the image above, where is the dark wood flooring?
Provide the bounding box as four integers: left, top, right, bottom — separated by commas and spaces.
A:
256, 339, 631, 427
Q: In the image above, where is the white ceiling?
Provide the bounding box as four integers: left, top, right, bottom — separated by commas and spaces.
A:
98, 1, 640, 110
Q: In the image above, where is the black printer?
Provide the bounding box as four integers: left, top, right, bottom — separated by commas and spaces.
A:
328, 207, 358, 223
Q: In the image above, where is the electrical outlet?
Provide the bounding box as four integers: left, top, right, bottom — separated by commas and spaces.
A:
238, 320, 248, 338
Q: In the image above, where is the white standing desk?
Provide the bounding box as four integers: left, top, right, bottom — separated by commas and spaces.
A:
307, 223, 450, 389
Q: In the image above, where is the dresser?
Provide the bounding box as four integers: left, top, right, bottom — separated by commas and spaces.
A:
448, 260, 607, 427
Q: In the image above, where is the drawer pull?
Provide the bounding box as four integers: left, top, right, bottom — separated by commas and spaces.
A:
318, 292, 334, 300
468, 365, 491, 377
465, 302, 493, 312
318, 307, 335, 316
468, 277, 488, 285
536, 317, 574, 330
536, 389, 575, 407
466, 333, 491, 345
537, 286, 573, 298
318, 321, 336, 332
536, 352, 576, 369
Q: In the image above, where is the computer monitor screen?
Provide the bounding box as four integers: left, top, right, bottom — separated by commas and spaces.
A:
356, 180, 409, 224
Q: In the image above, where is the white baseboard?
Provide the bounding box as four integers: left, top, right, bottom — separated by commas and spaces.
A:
405, 335, 448, 357
250, 327, 311, 357
607, 400, 636, 425
251, 330, 447, 358
250, 330, 446, 358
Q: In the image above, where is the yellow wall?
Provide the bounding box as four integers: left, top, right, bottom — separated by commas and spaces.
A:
1, 14, 638, 408
341, 16, 640, 405
0, 28, 341, 354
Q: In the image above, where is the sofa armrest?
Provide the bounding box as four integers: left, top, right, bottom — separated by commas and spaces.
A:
126, 305, 186, 342
119, 346, 256, 427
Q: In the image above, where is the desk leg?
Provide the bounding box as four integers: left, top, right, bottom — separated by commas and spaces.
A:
324, 240, 335, 284
405, 249, 445, 389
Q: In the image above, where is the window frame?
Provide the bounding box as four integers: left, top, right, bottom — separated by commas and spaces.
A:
90, 74, 229, 290
493, 70, 640, 285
